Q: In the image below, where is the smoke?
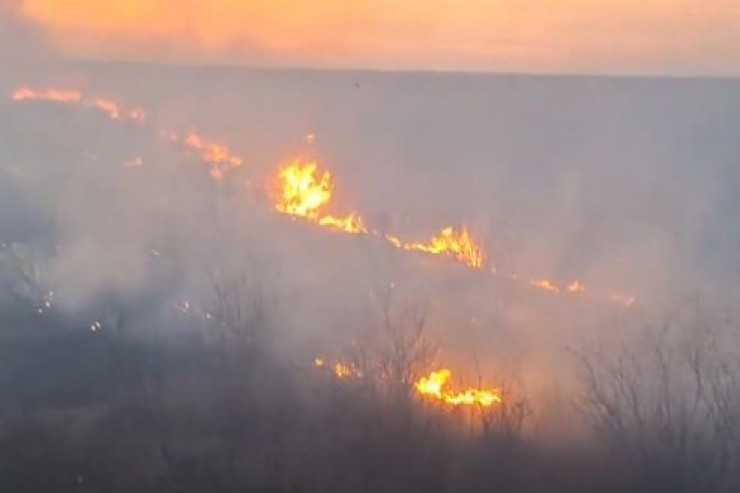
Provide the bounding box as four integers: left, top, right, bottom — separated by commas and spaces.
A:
2, 63, 740, 438
0, 0, 56, 89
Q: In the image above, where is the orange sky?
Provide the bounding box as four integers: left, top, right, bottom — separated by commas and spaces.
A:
19, 0, 740, 74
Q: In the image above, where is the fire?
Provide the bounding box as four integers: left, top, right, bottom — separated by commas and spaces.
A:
414, 369, 502, 407
529, 278, 560, 293
333, 363, 358, 378
318, 214, 368, 234
567, 280, 586, 293
275, 160, 368, 234
10, 85, 636, 307
277, 161, 332, 216
170, 132, 243, 181
314, 357, 362, 378
313, 358, 500, 406
11, 87, 249, 183
274, 160, 486, 264
401, 226, 483, 269
11, 86, 146, 123
13, 87, 81, 103
92, 97, 122, 119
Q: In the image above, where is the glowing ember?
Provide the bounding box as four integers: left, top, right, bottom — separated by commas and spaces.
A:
414, 369, 502, 407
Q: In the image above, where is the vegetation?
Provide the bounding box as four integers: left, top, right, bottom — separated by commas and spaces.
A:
1, 273, 740, 493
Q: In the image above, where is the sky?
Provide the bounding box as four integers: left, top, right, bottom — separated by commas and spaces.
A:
12, 0, 740, 75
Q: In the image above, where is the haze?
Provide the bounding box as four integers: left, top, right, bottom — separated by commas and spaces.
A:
1, 2, 740, 491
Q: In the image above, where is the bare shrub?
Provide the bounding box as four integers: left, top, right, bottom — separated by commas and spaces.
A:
572, 306, 740, 492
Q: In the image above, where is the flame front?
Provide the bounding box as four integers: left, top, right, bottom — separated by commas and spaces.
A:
414, 369, 502, 407
9, 86, 636, 307
274, 160, 486, 265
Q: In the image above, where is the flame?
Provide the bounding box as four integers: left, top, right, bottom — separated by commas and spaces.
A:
414, 369, 502, 407
91, 97, 121, 119
333, 363, 358, 378
10, 85, 636, 306
13, 87, 82, 103
401, 227, 483, 269
11, 86, 146, 122
181, 132, 243, 181
11, 87, 246, 182
314, 358, 500, 406
318, 214, 368, 234
275, 160, 367, 234
529, 278, 560, 293
277, 161, 332, 216
567, 280, 586, 293
314, 357, 362, 378
274, 160, 486, 264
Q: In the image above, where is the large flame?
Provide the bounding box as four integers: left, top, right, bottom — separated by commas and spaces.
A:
414, 369, 502, 407
275, 160, 368, 234
277, 161, 332, 216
